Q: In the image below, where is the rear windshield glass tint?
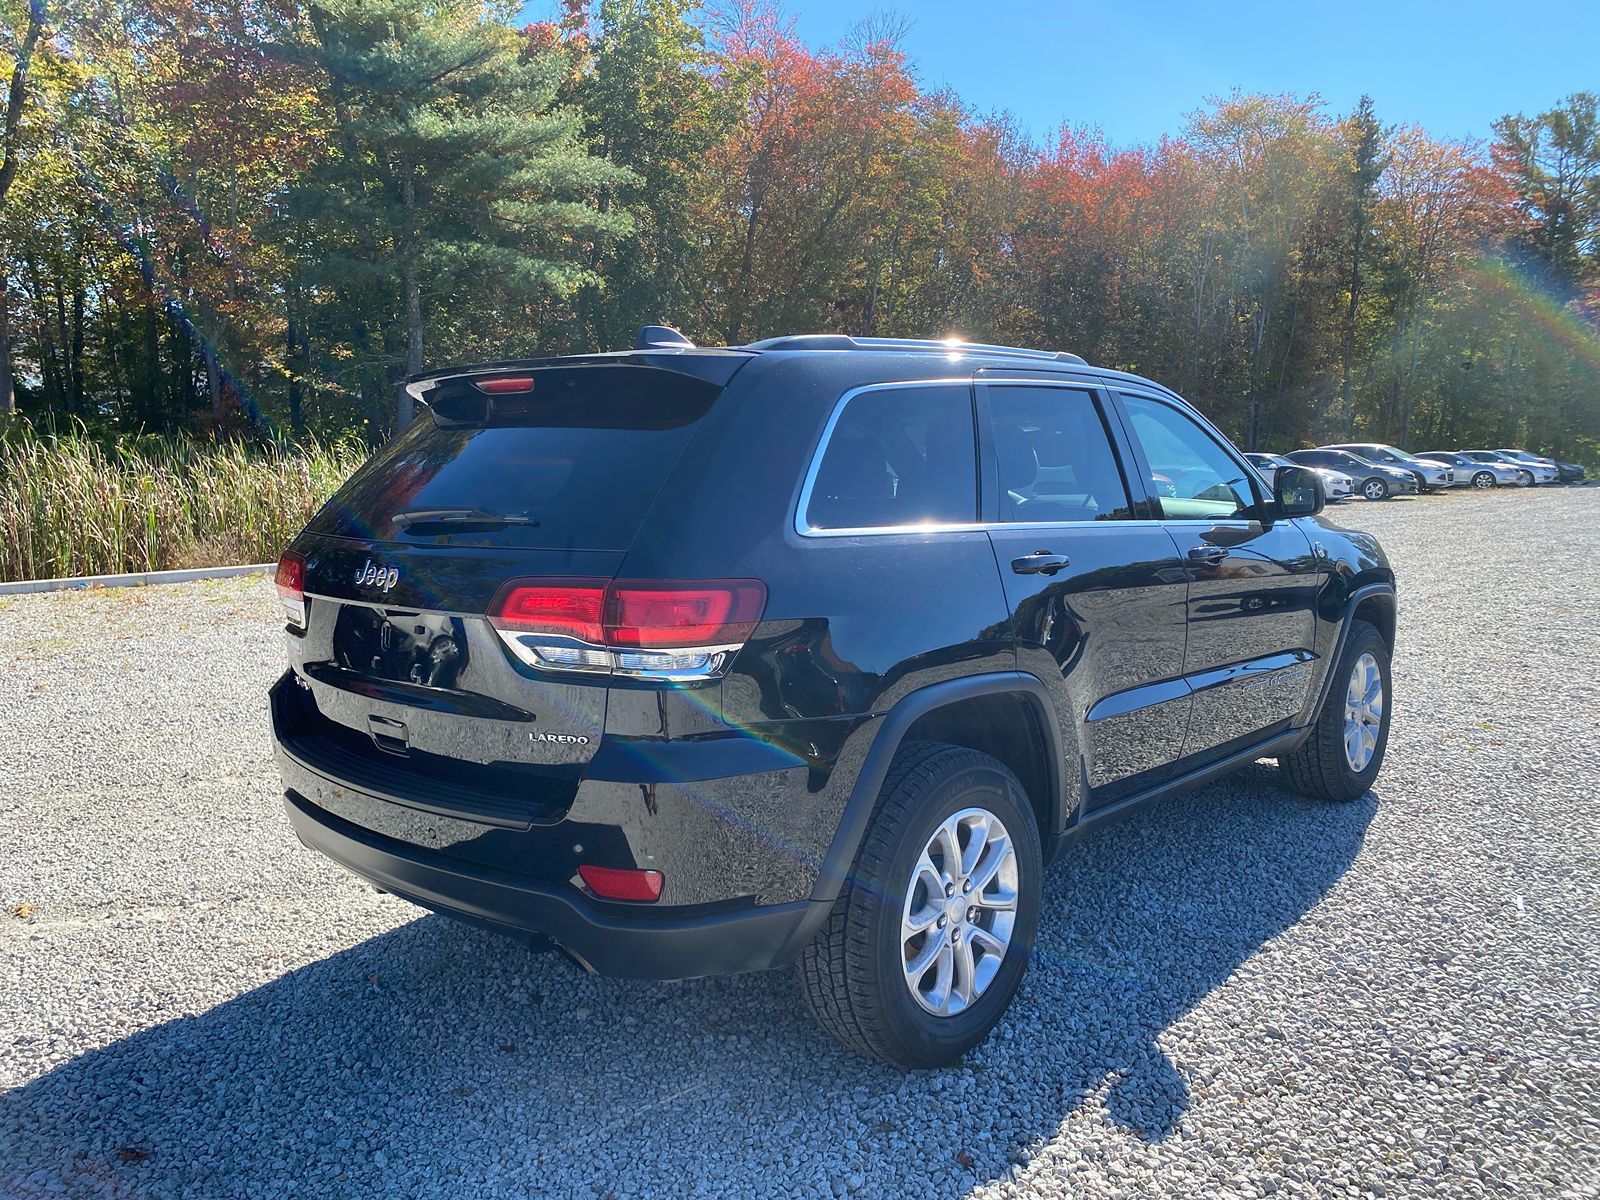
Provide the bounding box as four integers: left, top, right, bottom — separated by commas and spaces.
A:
307, 366, 720, 550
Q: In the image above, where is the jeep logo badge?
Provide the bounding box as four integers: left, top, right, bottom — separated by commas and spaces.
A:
354, 559, 400, 592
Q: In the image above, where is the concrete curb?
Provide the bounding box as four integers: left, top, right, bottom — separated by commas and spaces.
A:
0, 562, 275, 596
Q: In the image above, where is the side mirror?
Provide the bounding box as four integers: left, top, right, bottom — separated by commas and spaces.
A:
1274, 464, 1324, 517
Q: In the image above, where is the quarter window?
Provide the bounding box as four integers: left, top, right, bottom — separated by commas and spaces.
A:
1120, 393, 1257, 520
988, 385, 1132, 522
804, 385, 977, 531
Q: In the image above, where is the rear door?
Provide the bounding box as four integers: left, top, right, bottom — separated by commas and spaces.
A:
979, 378, 1192, 810
1112, 390, 1320, 762
279, 364, 732, 829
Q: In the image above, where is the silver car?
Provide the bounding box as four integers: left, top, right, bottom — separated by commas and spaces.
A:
1456, 450, 1539, 486
1493, 449, 1562, 484
1246, 453, 1353, 501
1322, 443, 1454, 493
1415, 450, 1521, 489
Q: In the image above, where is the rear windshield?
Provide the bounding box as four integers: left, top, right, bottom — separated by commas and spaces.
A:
306, 366, 721, 550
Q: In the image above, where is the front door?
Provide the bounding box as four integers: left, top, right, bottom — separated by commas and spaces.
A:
1114, 391, 1321, 762
980, 380, 1192, 811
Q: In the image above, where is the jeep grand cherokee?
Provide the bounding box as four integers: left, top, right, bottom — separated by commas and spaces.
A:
271, 329, 1396, 1068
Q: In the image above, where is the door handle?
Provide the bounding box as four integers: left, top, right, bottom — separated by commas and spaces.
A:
1011, 550, 1071, 575
1187, 545, 1229, 565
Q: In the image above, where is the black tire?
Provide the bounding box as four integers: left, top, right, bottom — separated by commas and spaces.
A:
796, 741, 1043, 1068
1361, 477, 1388, 501
1472, 471, 1496, 489
1279, 619, 1391, 802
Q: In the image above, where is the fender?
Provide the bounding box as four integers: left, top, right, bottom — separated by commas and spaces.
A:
809, 672, 1064, 906
767, 671, 1065, 966
1297, 581, 1396, 727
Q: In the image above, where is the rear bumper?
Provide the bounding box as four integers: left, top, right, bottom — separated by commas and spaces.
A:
284, 788, 829, 979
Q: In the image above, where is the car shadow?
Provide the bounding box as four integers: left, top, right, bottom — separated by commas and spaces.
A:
1, 765, 1376, 1199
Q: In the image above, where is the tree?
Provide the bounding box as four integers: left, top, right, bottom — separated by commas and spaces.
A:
1372, 128, 1513, 442
1337, 95, 1387, 434
562, 0, 732, 350
1188, 92, 1338, 447
0, 0, 44, 414
285, 0, 631, 431
1493, 93, 1600, 297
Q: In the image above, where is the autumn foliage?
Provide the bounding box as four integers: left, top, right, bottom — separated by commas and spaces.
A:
0, 0, 1596, 461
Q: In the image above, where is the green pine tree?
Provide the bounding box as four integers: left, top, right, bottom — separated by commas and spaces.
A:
286, 0, 633, 431
563, 0, 734, 350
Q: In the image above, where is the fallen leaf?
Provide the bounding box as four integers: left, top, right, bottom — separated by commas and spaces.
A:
11, 902, 37, 920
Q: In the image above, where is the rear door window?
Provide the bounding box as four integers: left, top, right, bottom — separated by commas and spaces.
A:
987, 384, 1132, 522
802, 384, 977, 531
307, 366, 720, 550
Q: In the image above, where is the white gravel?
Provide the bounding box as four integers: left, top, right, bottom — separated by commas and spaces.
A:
3, 488, 1598, 1199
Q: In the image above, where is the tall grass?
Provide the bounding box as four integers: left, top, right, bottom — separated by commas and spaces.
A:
0, 421, 367, 583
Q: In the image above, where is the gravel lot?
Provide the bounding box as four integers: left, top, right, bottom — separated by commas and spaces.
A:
3, 487, 1598, 1200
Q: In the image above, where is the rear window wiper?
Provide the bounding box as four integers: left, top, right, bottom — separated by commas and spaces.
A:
391, 507, 541, 530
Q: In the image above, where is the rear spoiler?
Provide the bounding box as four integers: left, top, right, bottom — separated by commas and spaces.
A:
404, 349, 754, 411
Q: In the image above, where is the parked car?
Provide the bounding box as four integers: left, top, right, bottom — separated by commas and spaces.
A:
1493, 448, 1563, 484
1314, 468, 1356, 501
1456, 450, 1538, 486
1413, 451, 1521, 490
1321, 443, 1454, 493
1246, 452, 1353, 501
270, 330, 1397, 1068
1286, 448, 1419, 500
1555, 461, 1588, 483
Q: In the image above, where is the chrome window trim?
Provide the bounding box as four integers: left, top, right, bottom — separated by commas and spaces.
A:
795, 378, 979, 538
798, 517, 1177, 539
794, 375, 1275, 539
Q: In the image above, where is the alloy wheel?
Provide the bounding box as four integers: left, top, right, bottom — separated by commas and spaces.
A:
1363, 479, 1387, 500
1343, 652, 1384, 772
1472, 472, 1494, 489
900, 807, 1018, 1017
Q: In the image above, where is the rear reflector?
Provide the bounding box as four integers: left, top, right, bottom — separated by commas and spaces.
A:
578, 864, 664, 902
275, 551, 307, 629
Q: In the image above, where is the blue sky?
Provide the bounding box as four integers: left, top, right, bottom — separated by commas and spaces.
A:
525, 1, 1598, 147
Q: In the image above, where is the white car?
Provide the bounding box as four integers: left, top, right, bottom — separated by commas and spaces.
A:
1414, 450, 1521, 489
1493, 448, 1562, 484
1245, 453, 1354, 501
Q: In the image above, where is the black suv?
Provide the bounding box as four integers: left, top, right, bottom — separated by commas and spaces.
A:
270, 331, 1396, 1067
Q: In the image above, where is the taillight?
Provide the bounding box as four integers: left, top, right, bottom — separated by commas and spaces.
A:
487, 578, 766, 681
275, 550, 307, 629
607, 581, 765, 648
491, 581, 606, 642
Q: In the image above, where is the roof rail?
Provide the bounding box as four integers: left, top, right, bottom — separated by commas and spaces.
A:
742, 334, 1086, 365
